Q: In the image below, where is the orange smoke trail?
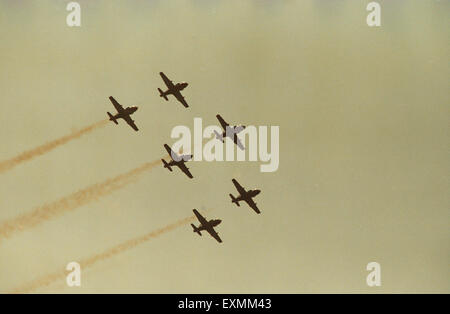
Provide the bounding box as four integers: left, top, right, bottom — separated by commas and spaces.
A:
9, 215, 196, 294
0, 120, 109, 174
0, 158, 164, 240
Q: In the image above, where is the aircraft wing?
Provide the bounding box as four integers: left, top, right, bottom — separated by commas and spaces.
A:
109, 96, 124, 113
245, 197, 261, 214
206, 227, 222, 243
216, 114, 229, 130
234, 125, 246, 134
233, 135, 245, 150
193, 209, 208, 226
178, 162, 193, 179
160, 72, 175, 89
123, 115, 139, 131
173, 91, 189, 108
164, 144, 180, 161
232, 179, 246, 195
181, 154, 193, 161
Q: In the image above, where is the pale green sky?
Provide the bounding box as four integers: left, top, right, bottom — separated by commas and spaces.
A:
0, 0, 448, 293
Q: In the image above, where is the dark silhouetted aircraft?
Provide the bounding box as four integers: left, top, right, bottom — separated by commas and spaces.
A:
107, 96, 139, 131
230, 178, 261, 214
214, 114, 246, 150
157, 72, 189, 108
161, 144, 194, 179
191, 209, 222, 243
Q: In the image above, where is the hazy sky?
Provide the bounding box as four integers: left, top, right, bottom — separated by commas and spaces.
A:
0, 0, 448, 293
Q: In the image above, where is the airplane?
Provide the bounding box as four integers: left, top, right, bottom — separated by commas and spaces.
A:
214, 114, 246, 150
161, 144, 194, 179
229, 178, 261, 214
107, 96, 139, 131
191, 209, 222, 243
157, 72, 189, 108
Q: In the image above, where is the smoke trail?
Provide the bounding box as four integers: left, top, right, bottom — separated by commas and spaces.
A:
9, 215, 196, 294
0, 158, 165, 240
0, 119, 108, 174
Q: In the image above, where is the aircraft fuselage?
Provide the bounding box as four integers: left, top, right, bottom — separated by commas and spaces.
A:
113, 106, 138, 120
198, 219, 222, 231
167, 158, 187, 167
237, 189, 260, 201
162, 82, 188, 96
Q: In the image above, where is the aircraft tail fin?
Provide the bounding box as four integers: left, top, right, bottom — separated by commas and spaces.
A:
158, 88, 169, 101
230, 194, 240, 206
191, 224, 202, 236
107, 112, 118, 124
162, 159, 172, 171
214, 130, 224, 142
